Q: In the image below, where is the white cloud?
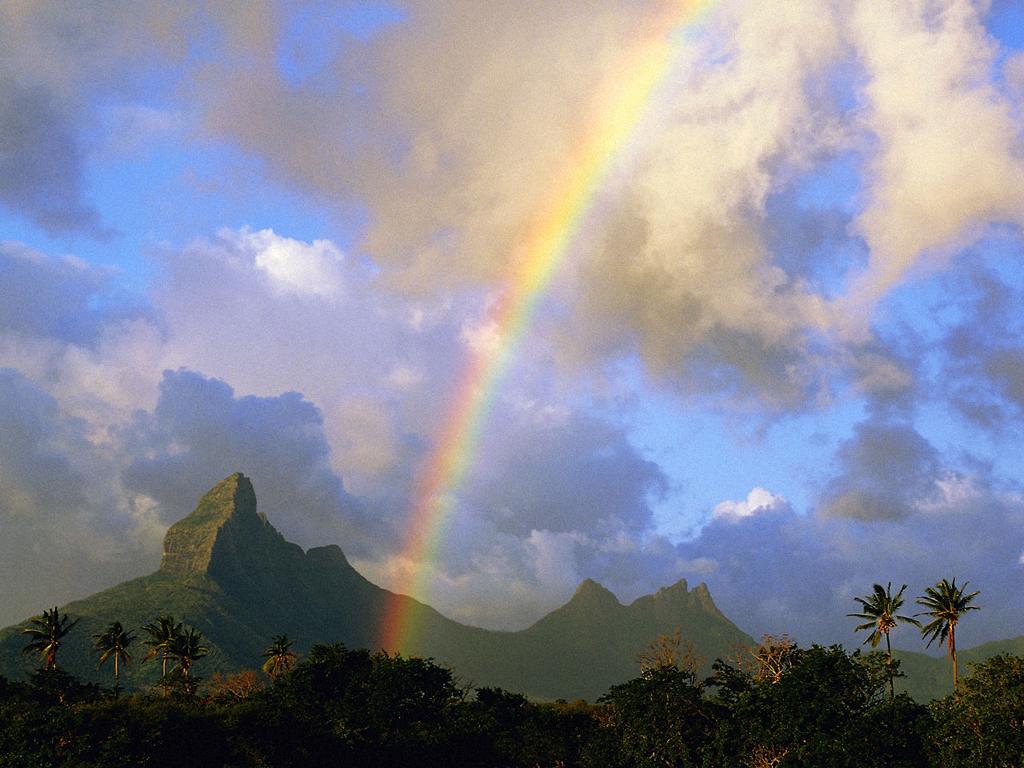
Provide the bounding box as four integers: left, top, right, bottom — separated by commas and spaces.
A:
223, 227, 347, 299
680, 468, 1024, 645
841, 0, 1024, 333
2, 0, 1024, 648
713, 487, 788, 520
460, 318, 502, 357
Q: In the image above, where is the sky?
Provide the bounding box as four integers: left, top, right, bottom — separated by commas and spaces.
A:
1, 0, 1024, 652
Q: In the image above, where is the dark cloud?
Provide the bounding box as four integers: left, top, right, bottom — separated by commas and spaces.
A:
0, 242, 150, 346
676, 477, 1024, 646
985, 348, 1024, 411
0, 81, 108, 236
0, 369, 151, 627
936, 246, 1024, 433
462, 403, 667, 536
122, 368, 382, 555
679, 327, 828, 414
0, 368, 88, 514
0, 2, 199, 235
851, 346, 917, 415
819, 419, 942, 521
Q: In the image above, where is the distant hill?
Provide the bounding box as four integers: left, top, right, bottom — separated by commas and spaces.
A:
893, 635, 1024, 701
0, 473, 753, 701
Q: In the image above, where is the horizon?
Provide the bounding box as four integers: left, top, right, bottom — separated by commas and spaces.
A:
2, 0, 1024, 651
1, 469, 988, 659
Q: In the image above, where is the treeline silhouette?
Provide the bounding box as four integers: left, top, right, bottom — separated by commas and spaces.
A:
2, 634, 1023, 767
1, 578, 1014, 766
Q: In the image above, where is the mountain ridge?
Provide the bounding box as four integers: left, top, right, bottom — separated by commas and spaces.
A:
2, 472, 1009, 702
0, 473, 754, 701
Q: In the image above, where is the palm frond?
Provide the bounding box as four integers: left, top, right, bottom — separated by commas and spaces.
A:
915, 578, 980, 652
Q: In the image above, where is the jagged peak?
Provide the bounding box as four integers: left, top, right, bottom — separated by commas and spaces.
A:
691, 581, 724, 616
654, 578, 690, 598
306, 544, 351, 569
571, 578, 621, 606
185, 472, 258, 522
160, 472, 265, 577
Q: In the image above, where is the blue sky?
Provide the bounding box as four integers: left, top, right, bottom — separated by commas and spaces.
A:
2, 0, 1024, 649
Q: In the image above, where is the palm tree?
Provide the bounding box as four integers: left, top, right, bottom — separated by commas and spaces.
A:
848, 582, 919, 699
141, 615, 181, 678
20, 607, 79, 671
93, 621, 135, 696
167, 626, 209, 696
916, 578, 980, 691
261, 634, 298, 680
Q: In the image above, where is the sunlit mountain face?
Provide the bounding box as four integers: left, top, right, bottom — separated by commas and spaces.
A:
1, 1, 1023, 653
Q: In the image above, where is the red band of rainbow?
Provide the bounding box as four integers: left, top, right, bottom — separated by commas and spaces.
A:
379, 0, 715, 652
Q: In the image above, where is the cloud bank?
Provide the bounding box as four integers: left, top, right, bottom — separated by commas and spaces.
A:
0, 1, 1022, 645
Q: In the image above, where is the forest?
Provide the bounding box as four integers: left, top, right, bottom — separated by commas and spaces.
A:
2, 592, 1023, 768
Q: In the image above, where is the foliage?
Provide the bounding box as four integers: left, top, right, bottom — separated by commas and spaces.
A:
927, 654, 1024, 767
93, 621, 135, 693
915, 578, 980, 690
849, 583, 919, 700
916, 579, 980, 650
460, 688, 597, 767
205, 669, 263, 703
140, 615, 182, 679
20, 608, 79, 671
707, 644, 911, 767
636, 627, 704, 677
0, 635, 1021, 766
849, 583, 919, 649
165, 626, 208, 696
595, 664, 718, 768
261, 633, 297, 679
724, 634, 800, 685
27, 667, 100, 706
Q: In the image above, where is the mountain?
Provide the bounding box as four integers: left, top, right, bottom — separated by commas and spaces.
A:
893, 635, 1024, 702
0, 473, 753, 701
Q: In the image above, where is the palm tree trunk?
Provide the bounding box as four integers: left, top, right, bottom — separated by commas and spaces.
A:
114, 653, 120, 698
885, 631, 894, 700
161, 651, 169, 697
950, 623, 958, 692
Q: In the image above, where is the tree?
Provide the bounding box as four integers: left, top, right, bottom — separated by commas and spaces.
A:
166, 626, 208, 696
742, 634, 798, 685
141, 615, 181, 678
20, 607, 79, 671
261, 634, 298, 680
93, 621, 135, 696
636, 628, 704, 680
915, 578, 980, 691
848, 582, 919, 699
707, 645, 908, 768
927, 654, 1024, 766
206, 670, 263, 703
598, 665, 717, 768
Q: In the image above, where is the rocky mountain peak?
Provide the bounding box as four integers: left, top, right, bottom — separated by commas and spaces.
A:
160, 472, 273, 578
569, 578, 621, 607
654, 578, 690, 599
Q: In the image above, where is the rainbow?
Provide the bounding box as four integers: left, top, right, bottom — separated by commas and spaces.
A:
379, 0, 715, 652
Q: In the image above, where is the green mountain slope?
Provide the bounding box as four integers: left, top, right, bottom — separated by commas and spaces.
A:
893, 635, 1024, 701
0, 473, 753, 700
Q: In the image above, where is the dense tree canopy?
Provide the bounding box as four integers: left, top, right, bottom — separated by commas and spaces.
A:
0, 637, 1020, 767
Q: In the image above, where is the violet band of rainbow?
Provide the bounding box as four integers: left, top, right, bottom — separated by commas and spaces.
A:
378, 0, 716, 653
